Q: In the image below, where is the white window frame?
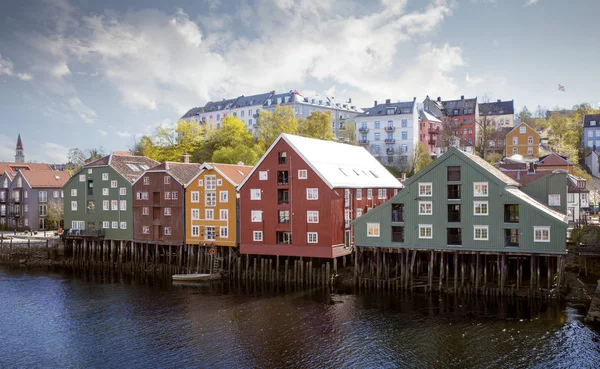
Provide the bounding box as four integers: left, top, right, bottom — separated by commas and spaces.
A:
102, 221, 110, 229
307, 211, 319, 223
520, 126, 526, 134
110, 180, 117, 188
474, 201, 488, 216
253, 231, 263, 241
191, 191, 199, 203
103, 200, 109, 211
71, 201, 77, 211
418, 201, 433, 215
367, 223, 380, 237
250, 189, 261, 200
79, 174, 85, 182
102, 173, 109, 181
164, 176, 171, 185
205, 209, 214, 220
307, 232, 318, 243
220, 226, 228, 238
120, 221, 127, 230
217, 179, 222, 186
298, 170, 307, 179
102, 188, 109, 196
307, 188, 318, 200
111, 221, 118, 229
220, 209, 228, 220
164, 207, 172, 216
119, 200, 126, 211
356, 189, 362, 200
111, 200, 118, 211
205, 175, 216, 190
474, 225, 489, 241
142, 207, 149, 216
251, 210, 262, 222
259, 171, 268, 180
419, 224, 433, 239
418, 183, 433, 197
219, 191, 228, 203
143, 177, 150, 185
191, 209, 200, 220
164, 191, 171, 200
119, 188, 126, 196
71, 189, 77, 196
473, 182, 489, 197
356, 208, 363, 217
164, 227, 172, 236
378, 189, 386, 200
548, 194, 560, 206
205, 192, 216, 206
367, 189, 372, 200
191, 225, 200, 237
534, 226, 550, 242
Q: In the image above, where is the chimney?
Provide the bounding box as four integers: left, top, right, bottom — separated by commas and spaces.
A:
497, 99, 501, 103
516, 171, 521, 181
528, 162, 535, 173
374, 100, 378, 107
461, 95, 464, 100
182, 153, 190, 163
348, 98, 352, 103
237, 161, 244, 165
401, 172, 407, 181
437, 96, 441, 102
413, 97, 416, 101
386, 99, 391, 104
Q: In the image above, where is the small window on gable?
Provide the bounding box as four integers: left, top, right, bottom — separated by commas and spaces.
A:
591, 120, 597, 126
447, 166, 461, 181
259, 171, 268, 180
298, 170, 307, 179
520, 126, 526, 134
278, 151, 287, 165
367, 223, 380, 237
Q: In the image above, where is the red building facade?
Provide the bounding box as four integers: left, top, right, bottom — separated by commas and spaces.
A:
238, 134, 403, 259
441, 96, 478, 153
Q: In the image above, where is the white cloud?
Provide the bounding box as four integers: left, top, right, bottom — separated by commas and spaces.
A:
41, 142, 69, 163
466, 73, 485, 86
68, 97, 97, 124
0, 135, 15, 161
51, 62, 71, 77
0, 54, 14, 76
17, 72, 33, 81
524, 0, 539, 6
97, 129, 108, 137
116, 131, 132, 137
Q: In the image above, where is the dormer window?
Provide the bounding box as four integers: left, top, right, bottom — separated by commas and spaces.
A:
277, 97, 282, 104
591, 121, 597, 126
453, 109, 459, 115
386, 108, 395, 115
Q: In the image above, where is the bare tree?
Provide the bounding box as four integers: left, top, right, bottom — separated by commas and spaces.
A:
476, 95, 498, 160
438, 116, 464, 151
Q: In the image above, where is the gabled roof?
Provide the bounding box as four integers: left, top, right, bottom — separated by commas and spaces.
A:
478, 100, 515, 116
419, 109, 442, 123
538, 152, 571, 167
0, 162, 53, 175
18, 170, 70, 188
357, 100, 415, 117
188, 162, 253, 188
505, 188, 567, 223
231, 92, 273, 108
84, 153, 159, 183
238, 134, 403, 190
501, 169, 554, 186
567, 175, 589, 193
142, 162, 202, 186
181, 107, 205, 119
507, 122, 538, 137
583, 114, 600, 127
441, 97, 477, 115
464, 151, 521, 186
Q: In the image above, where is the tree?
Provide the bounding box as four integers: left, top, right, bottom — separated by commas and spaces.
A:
210, 116, 261, 165
338, 121, 356, 144
297, 111, 334, 141
66, 147, 105, 175
256, 106, 299, 152
46, 200, 64, 230
140, 120, 209, 162
476, 96, 498, 160
534, 105, 548, 119
412, 142, 432, 174
518, 106, 533, 126
438, 117, 464, 150
486, 153, 504, 166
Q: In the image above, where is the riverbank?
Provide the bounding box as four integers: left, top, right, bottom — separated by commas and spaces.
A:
0, 235, 64, 266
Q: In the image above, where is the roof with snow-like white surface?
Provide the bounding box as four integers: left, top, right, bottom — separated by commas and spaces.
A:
505, 188, 568, 223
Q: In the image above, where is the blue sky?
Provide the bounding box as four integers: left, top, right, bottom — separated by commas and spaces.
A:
1, 0, 599, 163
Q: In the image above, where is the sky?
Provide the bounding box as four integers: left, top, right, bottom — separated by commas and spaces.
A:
0, 0, 599, 163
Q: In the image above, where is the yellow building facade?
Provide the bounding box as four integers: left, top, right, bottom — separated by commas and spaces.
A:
506, 122, 540, 158
185, 163, 252, 247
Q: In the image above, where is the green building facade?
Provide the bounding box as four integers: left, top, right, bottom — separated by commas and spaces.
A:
352, 148, 568, 255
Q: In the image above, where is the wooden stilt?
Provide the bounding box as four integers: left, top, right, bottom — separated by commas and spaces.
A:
428, 250, 434, 292
454, 251, 458, 293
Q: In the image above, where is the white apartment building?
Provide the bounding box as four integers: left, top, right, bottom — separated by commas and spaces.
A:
355, 98, 419, 169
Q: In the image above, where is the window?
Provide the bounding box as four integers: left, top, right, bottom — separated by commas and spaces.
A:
111, 180, 117, 188
103, 200, 109, 211
250, 189, 261, 200
447, 228, 462, 245
307, 232, 318, 243
251, 210, 262, 222
367, 189, 372, 200
118, 188, 126, 196
419, 201, 433, 215
102, 173, 109, 181
596, 130, 600, 137
367, 223, 380, 237
164, 207, 172, 216
259, 171, 268, 180
103, 188, 109, 196
520, 126, 526, 134
392, 226, 404, 242
504, 204, 519, 223
142, 207, 149, 215
505, 229, 519, 247
39, 204, 47, 216
512, 148, 518, 155
111, 200, 118, 211
473, 182, 488, 197
419, 224, 433, 239
401, 119, 407, 128
592, 121, 598, 126
171, 191, 178, 200
307, 211, 319, 223
356, 208, 363, 217
374, 121, 380, 129
164, 176, 171, 185
143, 177, 150, 185
307, 188, 318, 200
71, 201, 77, 211
120, 222, 127, 230
548, 194, 560, 206
527, 147, 533, 155
278, 151, 287, 165
419, 183, 432, 197
356, 189, 362, 200
164, 192, 171, 200
191, 191, 199, 203
534, 227, 550, 242
137, 192, 149, 200
53, 190, 59, 198
103, 221, 110, 229
217, 179, 222, 186
513, 137, 518, 145
71, 189, 77, 196
191, 209, 200, 220
374, 132, 381, 141
447, 166, 461, 181
401, 131, 407, 140
39, 191, 47, 203
378, 189, 386, 200
79, 174, 85, 182
165, 227, 172, 236
448, 184, 461, 199
298, 170, 307, 179
474, 226, 489, 240
253, 231, 263, 241
120, 200, 126, 211
448, 204, 461, 222
191, 225, 200, 237
568, 193, 574, 203
528, 136, 533, 144
219, 209, 228, 220
277, 171, 289, 185
205, 192, 216, 206
205, 209, 214, 220
474, 201, 488, 215
220, 226, 228, 238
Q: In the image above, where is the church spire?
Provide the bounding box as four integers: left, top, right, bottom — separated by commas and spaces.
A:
16, 134, 23, 150
15, 134, 24, 163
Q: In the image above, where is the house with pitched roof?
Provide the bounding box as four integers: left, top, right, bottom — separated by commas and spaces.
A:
63, 153, 158, 240
185, 163, 252, 248
505, 122, 540, 158
355, 98, 419, 168
132, 160, 202, 246
478, 99, 515, 129
441, 96, 478, 153
4, 170, 69, 230
537, 152, 573, 174
583, 114, 600, 150
418, 97, 443, 156
238, 133, 403, 259
585, 150, 600, 178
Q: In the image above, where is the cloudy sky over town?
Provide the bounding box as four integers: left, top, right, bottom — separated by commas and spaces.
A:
0, 0, 599, 163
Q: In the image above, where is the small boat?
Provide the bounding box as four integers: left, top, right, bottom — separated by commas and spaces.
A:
172, 272, 221, 282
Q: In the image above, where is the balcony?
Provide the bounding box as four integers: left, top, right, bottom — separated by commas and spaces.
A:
358, 127, 369, 133
384, 138, 396, 144
277, 171, 289, 186
428, 139, 437, 145
61, 228, 105, 239
386, 149, 394, 155
384, 126, 395, 132
278, 189, 289, 204
358, 139, 369, 145
430, 127, 440, 134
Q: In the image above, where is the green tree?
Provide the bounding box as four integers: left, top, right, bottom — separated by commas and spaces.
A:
46, 200, 64, 230
210, 116, 260, 165
66, 147, 105, 175
412, 142, 433, 174
297, 111, 334, 140
338, 121, 356, 144
143, 120, 209, 162
256, 106, 298, 152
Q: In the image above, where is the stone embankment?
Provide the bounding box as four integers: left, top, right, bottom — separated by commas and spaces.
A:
0, 235, 64, 266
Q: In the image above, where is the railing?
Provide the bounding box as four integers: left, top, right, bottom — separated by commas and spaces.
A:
358, 139, 369, 145
62, 229, 106, 238
358, 127, 369, 133
430, 127, 440, 134
386, 149, 394, 155
384, 126, 395, 132
278, 198, 289, 204
447, 236, 462, 245
385, 138, 396, 144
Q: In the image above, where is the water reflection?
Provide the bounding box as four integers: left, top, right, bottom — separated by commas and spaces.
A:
0, 266, 599, 369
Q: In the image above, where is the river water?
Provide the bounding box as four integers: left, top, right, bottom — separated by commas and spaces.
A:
1, 266, 599, 369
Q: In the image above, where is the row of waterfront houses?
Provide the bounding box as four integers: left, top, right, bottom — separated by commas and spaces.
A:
61, 133, 567, 260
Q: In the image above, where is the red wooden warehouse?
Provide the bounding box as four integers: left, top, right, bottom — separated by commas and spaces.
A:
238, 134, 403, 259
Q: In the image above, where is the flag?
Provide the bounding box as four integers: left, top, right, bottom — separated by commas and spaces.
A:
558, 84, 566, 92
